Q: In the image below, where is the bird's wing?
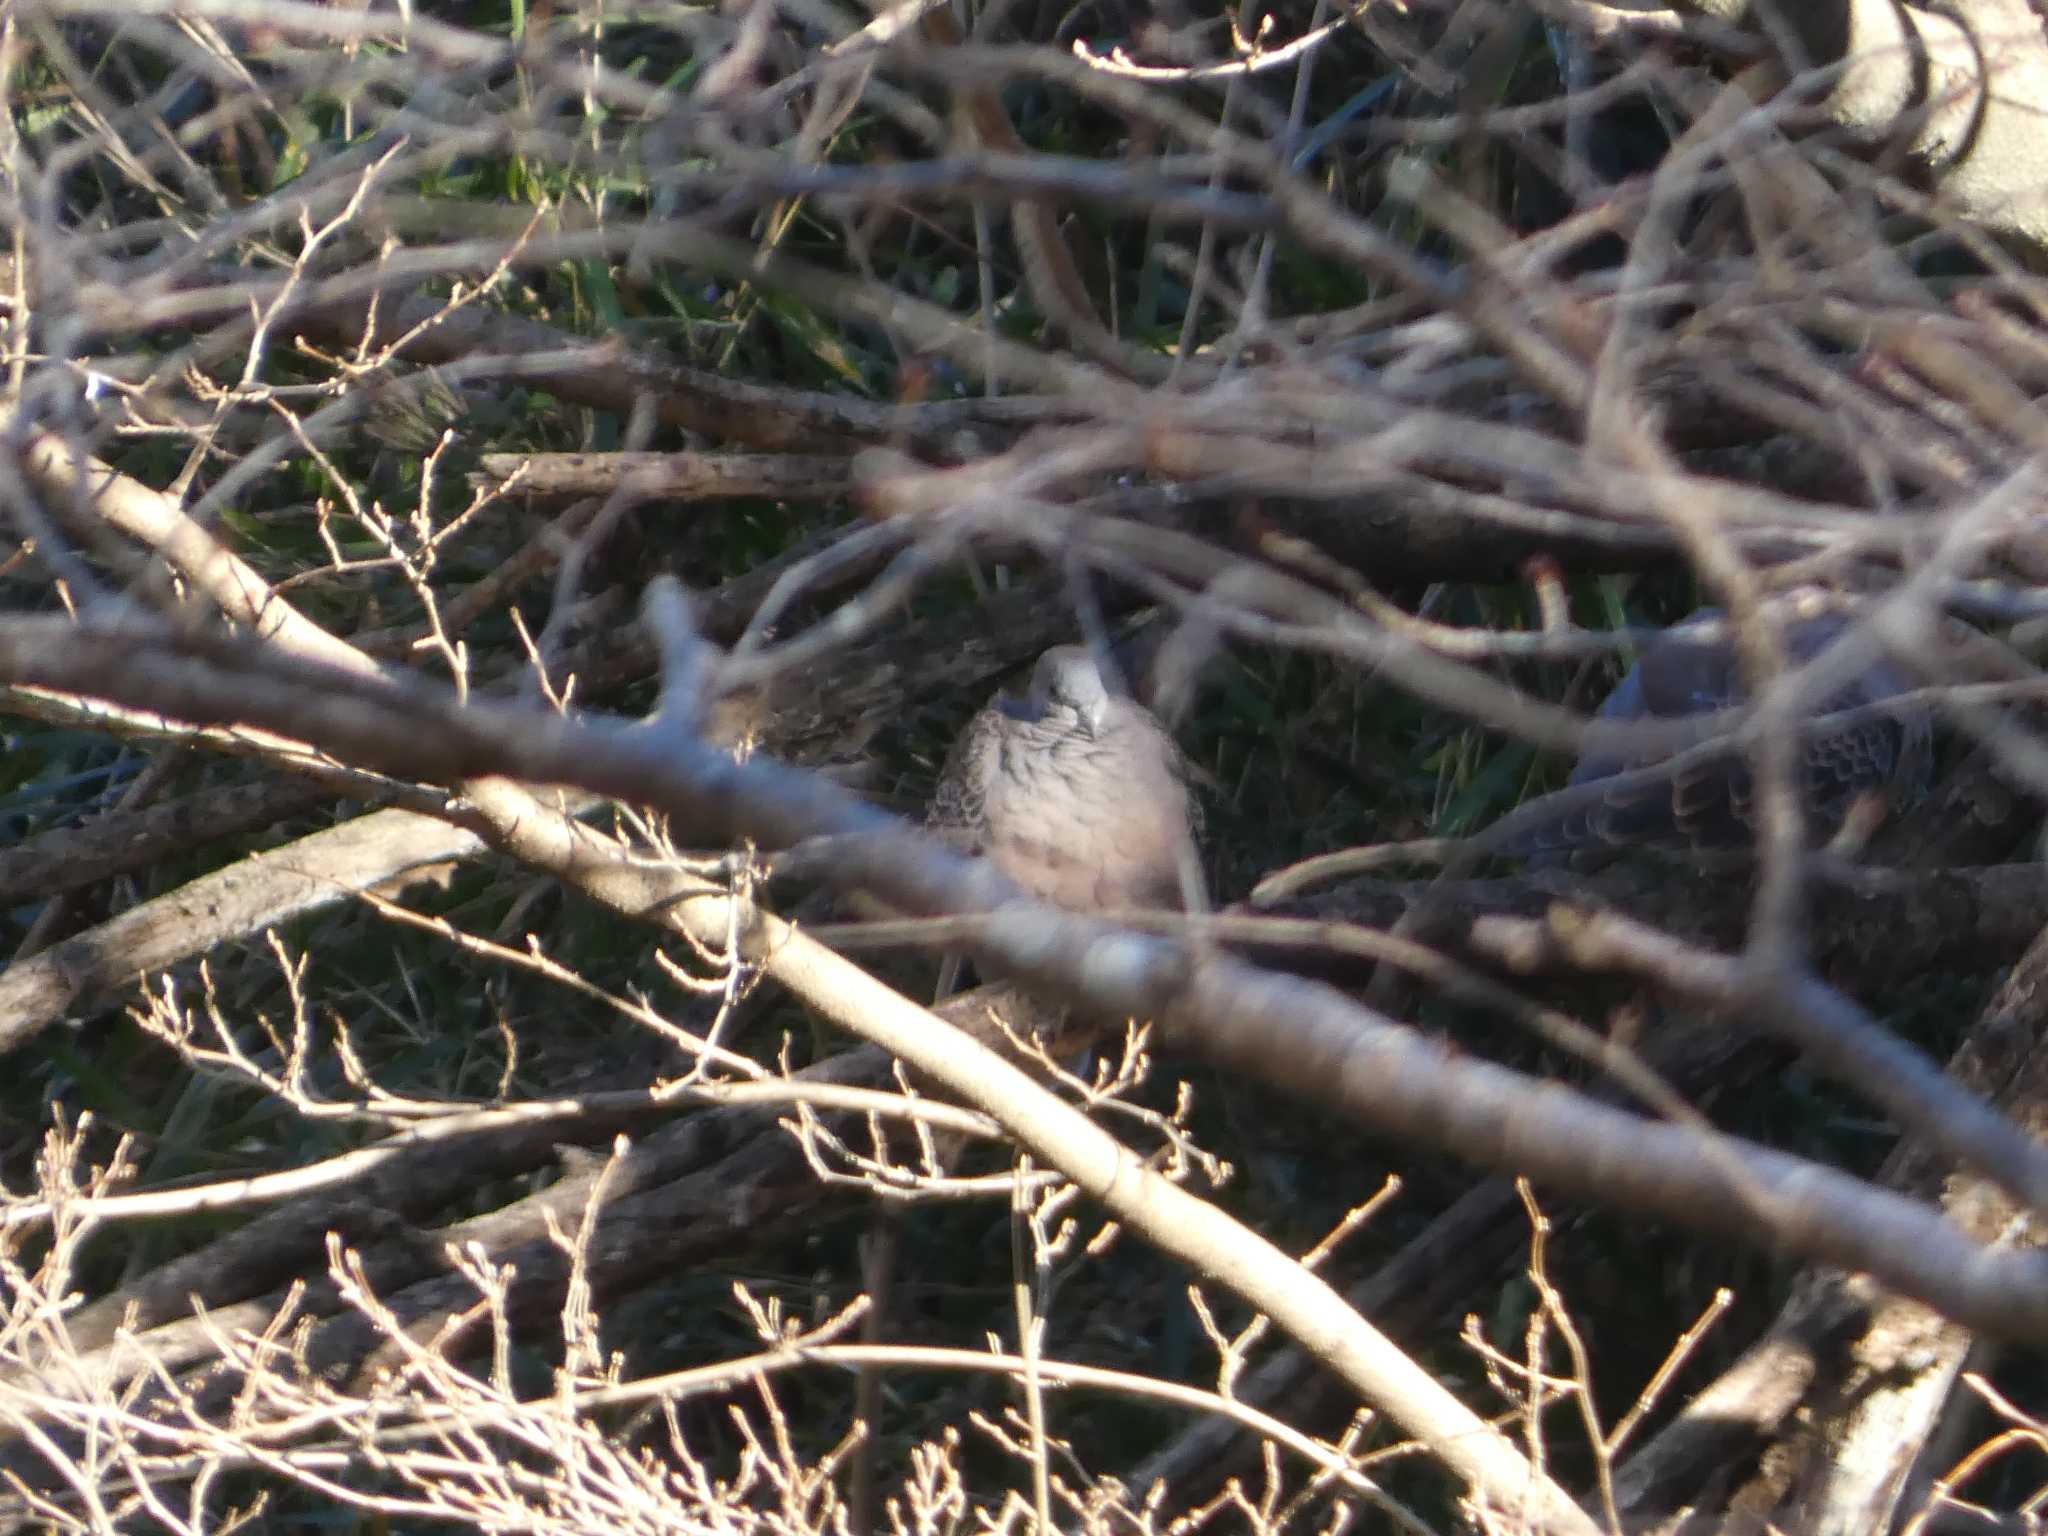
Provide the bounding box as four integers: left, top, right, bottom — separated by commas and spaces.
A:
927, 703, 1002, 851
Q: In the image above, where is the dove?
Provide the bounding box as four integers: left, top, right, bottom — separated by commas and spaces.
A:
1511, 597, 1932, 858
929, 644, 1201, 914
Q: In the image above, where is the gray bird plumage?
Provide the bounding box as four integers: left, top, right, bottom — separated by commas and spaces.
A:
1512, 599, 1933, 857
929, 645, 1200, 913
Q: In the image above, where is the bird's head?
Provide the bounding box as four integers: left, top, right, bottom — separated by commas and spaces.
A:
1001, 645, 1111, 732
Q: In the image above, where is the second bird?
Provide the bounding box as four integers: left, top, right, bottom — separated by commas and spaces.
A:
1512, 595, 1934, 858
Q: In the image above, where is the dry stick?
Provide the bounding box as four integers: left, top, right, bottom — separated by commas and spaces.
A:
1033, 507, 1798, 765
848, 1186, 900, 1536
424, 1341, 1419, 1512
1396, 81, 1812, 978
27, 909, 1403, 1522
0, 680, 425, 792
1239, 0, 1329, 337
287, 286, 989, 455
1591, 77, 1849, 977
470, 451, 852, 503
1376, 71, 1965, 1000
982, 433, 1690, 588
13, 743, 189, 962
0, 481, 1957, 1531
0, 805, 489, 1055
0, 15, 1826, 1507
12, 427, 376, 681
185, 274, 1686, 592
0, 1080, 997, 1232
0, 684, 1032, 1384
1172, 0, 1267, 378
1173, 734, 2032, 1497
1056, 508, 2048, 1194
12, 1000, 938, 1382
0, 776, 333, 906
1119, 380, 1905, 539
1647, 58, 2048, 946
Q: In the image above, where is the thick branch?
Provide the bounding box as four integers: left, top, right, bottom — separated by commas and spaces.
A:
472, 451, 852, 503
1256, 863, 2048, 989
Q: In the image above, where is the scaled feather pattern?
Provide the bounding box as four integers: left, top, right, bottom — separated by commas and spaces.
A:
929, 645, 1200, 912
1514, 596, 1933, 856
